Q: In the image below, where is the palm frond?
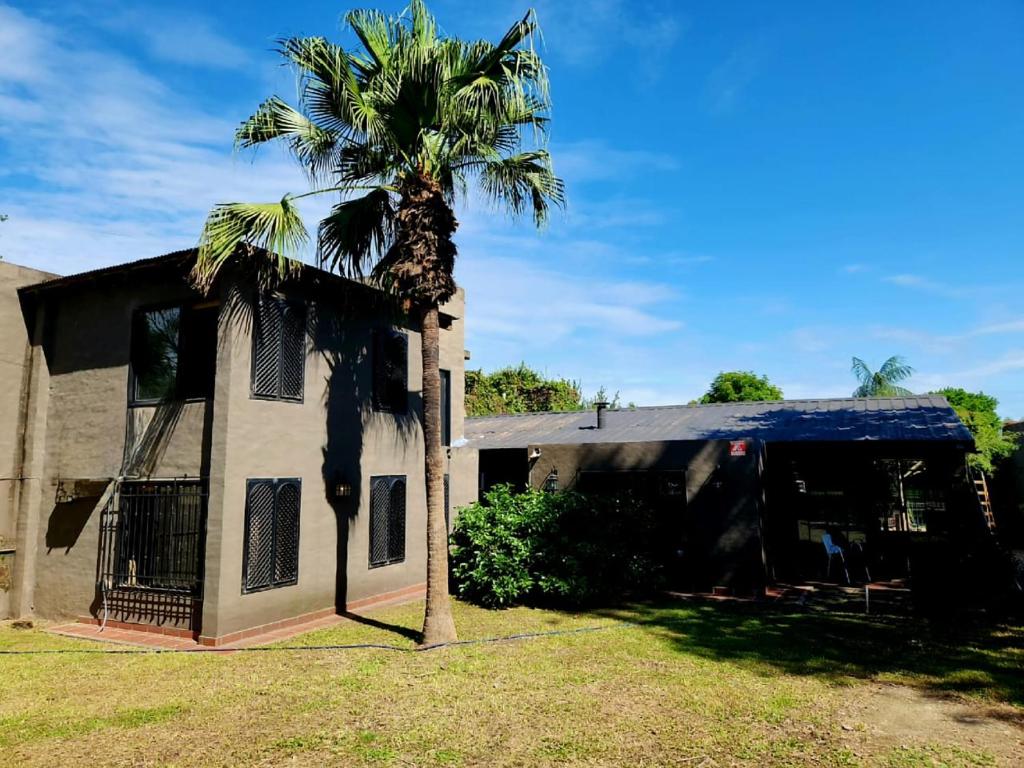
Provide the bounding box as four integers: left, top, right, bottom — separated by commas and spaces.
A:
851, 357, 872, 388
479, 150, 564, 225
878, 355, 914, 384
317, 189, 396, 278
345, 8, 392, 76
195, 197, 309, 291
236, 96, 342, 181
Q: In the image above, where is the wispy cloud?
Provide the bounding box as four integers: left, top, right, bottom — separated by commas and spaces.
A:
554, 139, 680, 185
104, 9, 253, 70
706, 36, 773, 115
882, 273, 966, 298
453, 0, 684, 78
0, 3, 310, 274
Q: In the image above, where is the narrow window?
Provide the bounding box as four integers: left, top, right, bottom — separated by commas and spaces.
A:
372, 329, 408, 413
242, 478, 301, 592
130, 305, 217, 403
252, 297, 306, 401
178, 306, 218, 400
439, 369, 452, 446
369, 475, 406, 567
444, 473, 451, 532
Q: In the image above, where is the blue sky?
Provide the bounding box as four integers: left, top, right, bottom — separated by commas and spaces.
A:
1, 1, 1022, 416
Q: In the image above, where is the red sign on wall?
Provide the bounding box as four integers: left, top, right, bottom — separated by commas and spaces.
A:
729, 440, 747, 457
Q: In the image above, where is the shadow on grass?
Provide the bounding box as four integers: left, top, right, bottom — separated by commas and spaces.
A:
593, 598, 1024, 707
341, 611, 422, 644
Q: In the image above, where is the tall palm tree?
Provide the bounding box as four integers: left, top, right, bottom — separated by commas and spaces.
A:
851, 356, 915, 397
191, 1, 563, 644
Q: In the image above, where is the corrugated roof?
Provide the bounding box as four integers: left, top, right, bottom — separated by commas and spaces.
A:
465, 396, 974, 449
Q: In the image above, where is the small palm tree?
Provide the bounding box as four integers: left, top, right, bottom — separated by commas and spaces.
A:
191, 0, 563, 644
851, 356, 915, 397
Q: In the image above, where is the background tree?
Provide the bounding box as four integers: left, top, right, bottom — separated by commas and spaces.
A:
699, 371, 783, 404
933, 388, 1018, 474
851, 356, 914, 397
465, 365, 629, 416
466, 364, 582, 416
191, 1, 563, 644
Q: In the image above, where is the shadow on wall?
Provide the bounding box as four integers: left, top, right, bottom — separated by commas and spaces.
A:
309, 284, 420, 614
121, 400, 188, 477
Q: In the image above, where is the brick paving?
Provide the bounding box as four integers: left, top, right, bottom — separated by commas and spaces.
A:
50, 611, 354, 651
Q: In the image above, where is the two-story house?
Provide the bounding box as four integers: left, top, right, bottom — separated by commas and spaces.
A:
0, 251, 476, 645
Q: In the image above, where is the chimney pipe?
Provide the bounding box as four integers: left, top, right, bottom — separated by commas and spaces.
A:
595, 401, 609, 429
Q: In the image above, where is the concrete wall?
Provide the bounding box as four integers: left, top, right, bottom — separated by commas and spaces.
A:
200, 283, 475, 640
9, 259, 474, 636
0, 262, 57, 618
522, 438, 765, 592
18, 272, 210, 622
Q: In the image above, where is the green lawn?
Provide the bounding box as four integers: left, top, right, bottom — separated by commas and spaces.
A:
1, 598, 1021, 767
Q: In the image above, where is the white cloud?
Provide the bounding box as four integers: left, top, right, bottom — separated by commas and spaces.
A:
0, 3, 313, 274
459, 254, 681, 346
553, 139, 680, 185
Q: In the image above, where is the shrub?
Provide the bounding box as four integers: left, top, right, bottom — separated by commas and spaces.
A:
450, 485, 667, 608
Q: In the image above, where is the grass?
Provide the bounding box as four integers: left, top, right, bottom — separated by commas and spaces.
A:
0, 598, 1020, 767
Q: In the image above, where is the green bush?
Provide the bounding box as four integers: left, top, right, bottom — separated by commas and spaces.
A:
450, 485, 667, 608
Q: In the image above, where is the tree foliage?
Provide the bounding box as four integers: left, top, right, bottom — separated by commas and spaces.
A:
699, 371, 783, 404
466, 364, 583, 416
450, 485, 666, 608
933, 388, 1018, 474
851, 356, 915, 397
191, 0, 563, 297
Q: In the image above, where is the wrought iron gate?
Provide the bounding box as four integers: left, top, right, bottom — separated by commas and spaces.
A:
98, 479, 208, 596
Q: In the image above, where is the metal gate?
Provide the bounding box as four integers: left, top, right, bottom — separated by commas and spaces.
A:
98, 479, 208, 596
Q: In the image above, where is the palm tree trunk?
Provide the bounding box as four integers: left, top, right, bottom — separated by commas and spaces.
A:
419, 303, 457, 645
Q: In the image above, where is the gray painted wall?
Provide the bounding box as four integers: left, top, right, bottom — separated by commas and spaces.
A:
0, 262, 57, 617
4, 262, 476, 640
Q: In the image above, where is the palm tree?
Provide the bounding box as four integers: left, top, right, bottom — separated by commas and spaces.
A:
851, 356, 915, 397
191, 1, 562, 645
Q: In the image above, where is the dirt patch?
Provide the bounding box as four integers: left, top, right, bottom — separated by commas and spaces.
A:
839, 683, 1024, 765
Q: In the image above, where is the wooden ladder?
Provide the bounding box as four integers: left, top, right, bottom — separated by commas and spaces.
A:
973, 473, 997, 532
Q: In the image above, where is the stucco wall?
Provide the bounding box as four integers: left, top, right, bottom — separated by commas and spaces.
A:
23, 273, 211, 622
0, 262, 56, 618
201, 285, 474, 639
12, 261, 474, 635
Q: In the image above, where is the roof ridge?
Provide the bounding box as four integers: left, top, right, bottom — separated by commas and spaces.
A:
465, 395, 942, 421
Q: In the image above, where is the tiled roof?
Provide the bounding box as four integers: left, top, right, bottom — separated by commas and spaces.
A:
465, 396, 974, 449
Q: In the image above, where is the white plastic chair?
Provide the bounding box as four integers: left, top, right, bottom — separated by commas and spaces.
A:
822, 533, 850, 584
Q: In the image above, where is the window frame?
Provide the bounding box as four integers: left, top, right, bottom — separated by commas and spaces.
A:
128, 301, 218, 406
371, 328, 409, 414
241, 477, 302, 594
250, 295, 307, 404
368, 474, 407, 568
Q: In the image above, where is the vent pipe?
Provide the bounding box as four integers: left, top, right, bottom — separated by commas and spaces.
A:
595, 401, 609, 429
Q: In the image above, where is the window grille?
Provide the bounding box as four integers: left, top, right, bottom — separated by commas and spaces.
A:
369, 475, 406, 567
372, 329, 408, 413
98, 479, 207, 594
242, 478, 301, 592
444, 473, 451, 532
252, 297, 305, 401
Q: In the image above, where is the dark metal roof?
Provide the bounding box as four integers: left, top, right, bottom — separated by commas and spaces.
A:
15, 249, 462, 320
465, 396, 974, 449
17, 250, 194, 294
